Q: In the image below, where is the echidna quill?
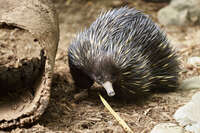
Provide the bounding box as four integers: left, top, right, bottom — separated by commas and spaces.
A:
68, 7, 179, 97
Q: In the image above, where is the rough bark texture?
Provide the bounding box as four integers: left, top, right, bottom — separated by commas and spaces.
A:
0, 0, 59, 129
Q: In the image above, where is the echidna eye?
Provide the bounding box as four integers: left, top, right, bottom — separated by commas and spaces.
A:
104, 75, 108, 79
96, 76, 101, 81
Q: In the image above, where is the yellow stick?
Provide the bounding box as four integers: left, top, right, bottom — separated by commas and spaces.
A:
99, 94, 134, 133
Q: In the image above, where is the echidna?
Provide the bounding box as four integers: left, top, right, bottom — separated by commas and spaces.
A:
68, 7, 179, 98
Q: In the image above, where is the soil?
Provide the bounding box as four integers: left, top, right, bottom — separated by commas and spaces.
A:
2, 0, 200, 132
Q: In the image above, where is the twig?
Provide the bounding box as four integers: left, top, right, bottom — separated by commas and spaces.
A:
99, 94, 133, 133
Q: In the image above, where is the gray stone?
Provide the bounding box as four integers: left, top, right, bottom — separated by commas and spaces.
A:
174, 92, 200, 133
158, 6, 188, 25
171, 0, 193, 11
188, 57, 200, 67
158, 0, 200, 25
179, 76, 200, 90
151, 123, 184, 133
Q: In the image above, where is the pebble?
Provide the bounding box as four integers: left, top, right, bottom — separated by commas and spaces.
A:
174, 92, 200, 133
179, 76, 200, 90
158, 0, 200, 25
151, 123, 184, 133
187, 57, 200, 67
157, 6, 188, 26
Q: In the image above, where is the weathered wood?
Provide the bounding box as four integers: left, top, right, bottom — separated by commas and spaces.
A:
0, 0, 59, 129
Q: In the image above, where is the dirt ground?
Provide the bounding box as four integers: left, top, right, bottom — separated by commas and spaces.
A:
7, 0, 200, 132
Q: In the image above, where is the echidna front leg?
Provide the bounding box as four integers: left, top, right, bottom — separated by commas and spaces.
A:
69, 63, 94, 91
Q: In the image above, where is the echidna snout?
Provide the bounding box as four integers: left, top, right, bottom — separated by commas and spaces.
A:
92, 75, 116, 97
102, 81, 115, 96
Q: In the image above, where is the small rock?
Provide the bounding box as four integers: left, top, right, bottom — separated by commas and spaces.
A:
179, 76, 200, 90
170, 0, 192, 11
174, 92, 200, 133
158, 6, 188, 25
158, 0, 200, 25
112, 0, 122, 7
187, 57, 200, 67
111, 0, 129, 7
185, 122, 200, 133
151, 123, 184, 133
